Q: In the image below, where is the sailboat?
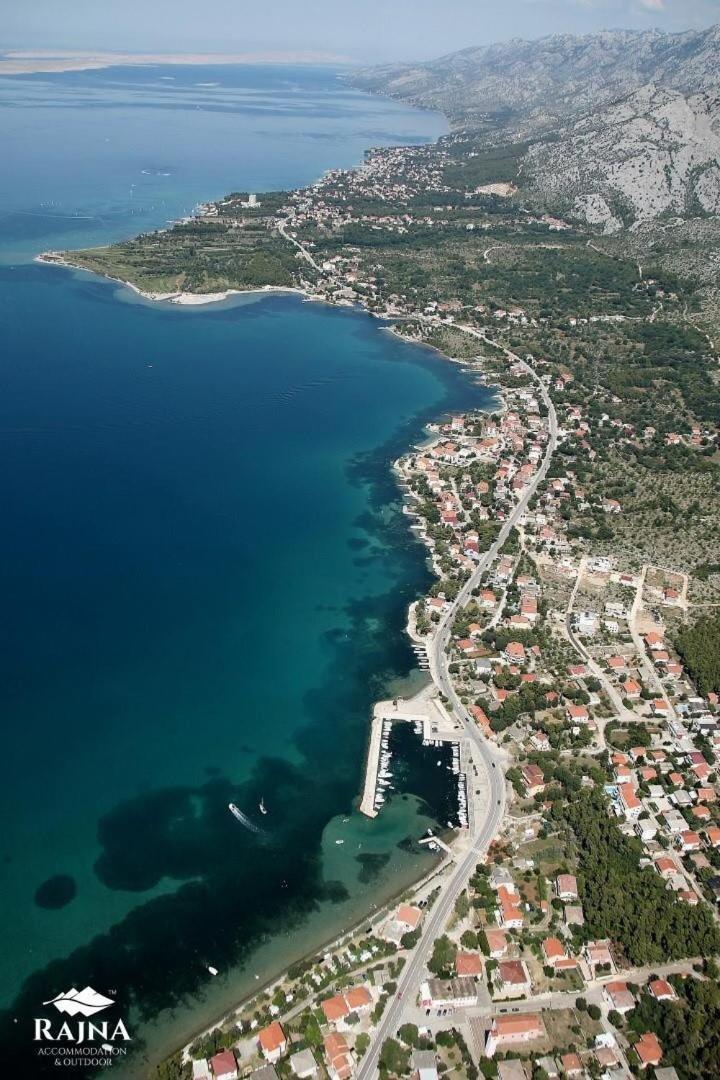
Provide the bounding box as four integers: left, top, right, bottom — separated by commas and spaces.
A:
259, 798, 267, 815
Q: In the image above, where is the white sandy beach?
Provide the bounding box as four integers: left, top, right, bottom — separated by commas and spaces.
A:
35, 253, 308, 306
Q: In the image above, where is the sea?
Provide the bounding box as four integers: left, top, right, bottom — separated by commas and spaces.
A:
0, 63, 494, 1073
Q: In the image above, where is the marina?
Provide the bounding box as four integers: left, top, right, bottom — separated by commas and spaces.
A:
358, 685, 473, 825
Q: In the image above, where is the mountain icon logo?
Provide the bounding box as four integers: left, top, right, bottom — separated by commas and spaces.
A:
43, 987, 115, 1017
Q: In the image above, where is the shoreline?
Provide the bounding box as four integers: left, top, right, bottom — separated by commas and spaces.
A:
161, 345, 501, 1068
34, 166, 504, 1074
169, 839, 454, 1067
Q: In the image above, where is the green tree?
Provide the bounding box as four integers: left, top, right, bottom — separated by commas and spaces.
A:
379, 1037, 410, 1076
428, 935, 457, 977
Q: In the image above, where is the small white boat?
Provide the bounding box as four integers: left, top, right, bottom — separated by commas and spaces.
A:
208, 966, 218, 976
335, 839, 344, 845
259, 798, 267, 815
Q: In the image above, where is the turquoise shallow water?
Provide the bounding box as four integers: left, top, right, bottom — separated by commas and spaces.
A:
0, 62, 445, 261
0, 64, 491, 1073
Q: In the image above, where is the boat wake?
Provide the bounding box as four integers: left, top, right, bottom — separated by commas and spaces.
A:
228, 802, 265, 835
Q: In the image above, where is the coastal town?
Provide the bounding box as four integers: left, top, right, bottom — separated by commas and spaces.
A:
46, 84, 720, 1080
173, 336, 720, 1080
170, 268, 720, 1080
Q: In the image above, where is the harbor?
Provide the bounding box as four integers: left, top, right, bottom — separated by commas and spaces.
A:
359, 685, 475, 830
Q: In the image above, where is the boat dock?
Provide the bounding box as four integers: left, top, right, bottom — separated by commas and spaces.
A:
418, 833, 453, 855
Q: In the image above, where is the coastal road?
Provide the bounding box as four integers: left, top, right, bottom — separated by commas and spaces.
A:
356, 328, 558, 1078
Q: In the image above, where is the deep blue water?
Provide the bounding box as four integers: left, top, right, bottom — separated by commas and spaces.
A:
0, 64, 490, 1073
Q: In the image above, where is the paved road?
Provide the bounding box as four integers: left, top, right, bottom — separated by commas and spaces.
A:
561, 565, 634, 725
629, 567, 678, 722
277, 219, 324, 273
356, 328, 558, 1078
399, 957, 699, 1043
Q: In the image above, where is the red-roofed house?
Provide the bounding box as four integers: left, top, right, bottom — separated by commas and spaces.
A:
555, 873, 578, 901
496, 886, 524, 929
603, 980, 635, 1014
396, 904, 422, 931
484, 929, 508, 958
622, 678, 642, 700
344, 986, 372, 1014
618, 783, 642, 820
560, 1053, 583, 1077
324, 1033, 354, 1080
522, 763, 545, 796
542, 937, 568, 968
649, 979, 676, 1002
494, 959, 532, 999
258, 1022, 287, 1064
455, 952, 483, 977
321, 995, 349, 1025
584, 940, 614, 976
635, 1032, 663, 1070
209, 1050, 238, 1080
504, 641, 526, 663
485, 1014, 544, 1057
470, 705, 492, 733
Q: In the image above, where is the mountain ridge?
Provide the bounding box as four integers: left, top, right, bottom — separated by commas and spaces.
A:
350, 25, 720, 239
351, 25, 720, 132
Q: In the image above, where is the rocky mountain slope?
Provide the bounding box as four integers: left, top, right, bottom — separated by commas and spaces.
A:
351, 25, 720, 133
351, 26, 720, 234
526, 85, 720, 232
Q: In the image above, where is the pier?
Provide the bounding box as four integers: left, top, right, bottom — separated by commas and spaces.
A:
418, 833, 453, 856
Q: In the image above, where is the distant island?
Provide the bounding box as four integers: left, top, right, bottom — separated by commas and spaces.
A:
0, 49, 352, 75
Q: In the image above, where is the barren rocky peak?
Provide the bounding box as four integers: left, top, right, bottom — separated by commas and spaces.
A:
352, 25, 720, 230
352, 25, 720, 127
